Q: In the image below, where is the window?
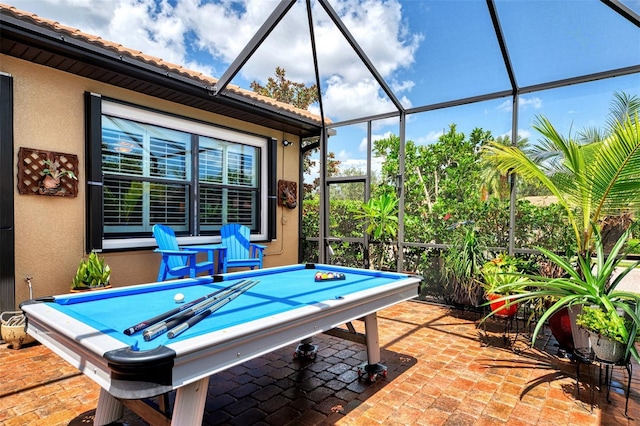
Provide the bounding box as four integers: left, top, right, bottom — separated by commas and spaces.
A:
199, 137, 260, 229
89, 99, 273, 250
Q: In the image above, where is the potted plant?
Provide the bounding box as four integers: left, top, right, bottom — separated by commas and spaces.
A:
481, 95, 640, 355
71, 251, 111, 291
442, 225, 488, 307
41, 159, 77, 192
485, 223, 640, 363
480, 253, 526, 317
576, 305, 635, 363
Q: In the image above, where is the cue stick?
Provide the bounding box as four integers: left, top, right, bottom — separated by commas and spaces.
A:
167, 280, 260, 339
142, 280, 255, 341
142, 279, 257, 341
124, 279, 251, 335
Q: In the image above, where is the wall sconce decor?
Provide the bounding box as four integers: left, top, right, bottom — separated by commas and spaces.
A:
282, 140, 294, 147
278, 180, 297, 209
17, 147, 79, 197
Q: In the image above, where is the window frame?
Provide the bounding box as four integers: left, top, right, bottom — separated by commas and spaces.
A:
86, 94, 275, 251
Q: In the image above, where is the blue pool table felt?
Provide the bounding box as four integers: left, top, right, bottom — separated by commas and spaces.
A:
48, 265, 408, 352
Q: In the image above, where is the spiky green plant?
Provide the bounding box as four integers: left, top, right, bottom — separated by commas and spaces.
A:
485, 223, 640, 362
72, 252, 111, 290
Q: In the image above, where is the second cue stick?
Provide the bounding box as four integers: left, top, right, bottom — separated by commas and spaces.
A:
167, 280, 260, 338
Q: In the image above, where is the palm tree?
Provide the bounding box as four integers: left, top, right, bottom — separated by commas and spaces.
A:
482, 92, 640, 256
479, 135, 529, 201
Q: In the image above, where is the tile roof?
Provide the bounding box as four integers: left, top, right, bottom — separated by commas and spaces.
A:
0, 3, 324, 125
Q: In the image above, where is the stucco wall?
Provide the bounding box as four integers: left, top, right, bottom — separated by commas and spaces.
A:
2, 55, 300, 307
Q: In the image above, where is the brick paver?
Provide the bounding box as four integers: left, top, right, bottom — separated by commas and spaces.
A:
1, 300, 638, 425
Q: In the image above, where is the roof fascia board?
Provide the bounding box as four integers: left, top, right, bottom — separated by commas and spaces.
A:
211, 90, 321, 132
0, 14, 200, 87
0, 10, 322, 133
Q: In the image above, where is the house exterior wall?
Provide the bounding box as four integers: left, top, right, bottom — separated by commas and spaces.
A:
2, 55, 300, 307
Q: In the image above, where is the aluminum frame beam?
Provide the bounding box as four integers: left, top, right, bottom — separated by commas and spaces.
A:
213, 0, 296, 96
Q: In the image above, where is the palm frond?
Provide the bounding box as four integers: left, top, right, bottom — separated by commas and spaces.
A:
577, 126, 606, 144
606, 91, 640, 130
586, 115, 640, 228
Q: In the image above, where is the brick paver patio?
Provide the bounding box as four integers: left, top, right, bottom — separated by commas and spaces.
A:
1, 300, 637, 425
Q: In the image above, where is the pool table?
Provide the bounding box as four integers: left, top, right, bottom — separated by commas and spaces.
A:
21, 263, 421, 426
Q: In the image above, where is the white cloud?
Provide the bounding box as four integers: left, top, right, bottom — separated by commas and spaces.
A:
415, 130, 444, 145
498, 129, 532, 141
8, 0, 421, 122
518, 129, 532, 140
498, 95, 543, 112
520, 97, 543, 110
322, 76, 399, 121
356, 130, 395, 152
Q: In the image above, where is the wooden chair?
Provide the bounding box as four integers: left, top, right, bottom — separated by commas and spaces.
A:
152, 224, 215, 281
218, 224, 265, 273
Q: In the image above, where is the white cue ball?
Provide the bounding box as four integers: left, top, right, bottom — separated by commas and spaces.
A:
174, 293, 185, 303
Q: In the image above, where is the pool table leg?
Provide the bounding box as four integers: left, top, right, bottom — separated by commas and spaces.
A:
364, 313, 381, 364
94, 388, 124, 425
171, 376, 210, 425
357, 312, 388, 382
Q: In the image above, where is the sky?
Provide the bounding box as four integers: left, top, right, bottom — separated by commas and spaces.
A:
7, 0, 640, 176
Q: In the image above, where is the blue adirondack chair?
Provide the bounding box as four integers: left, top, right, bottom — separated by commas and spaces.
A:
152, 224, 215, 281
218, 224, 265, 273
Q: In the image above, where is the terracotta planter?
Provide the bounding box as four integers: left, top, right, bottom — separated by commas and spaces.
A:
42, 175, 60, 189
487, 293, 518, 317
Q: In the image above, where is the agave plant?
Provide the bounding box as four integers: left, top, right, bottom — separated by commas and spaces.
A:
72, 252, 111, 290
443, 225, 488, 307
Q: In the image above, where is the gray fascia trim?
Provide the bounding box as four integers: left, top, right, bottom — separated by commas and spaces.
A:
0, 13, 200, 87
214, 89, 323, 131
1, 12, 322, 131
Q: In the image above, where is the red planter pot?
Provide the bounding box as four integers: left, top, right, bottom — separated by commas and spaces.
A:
487, 293, 519, 318
549, 307, 574, 352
